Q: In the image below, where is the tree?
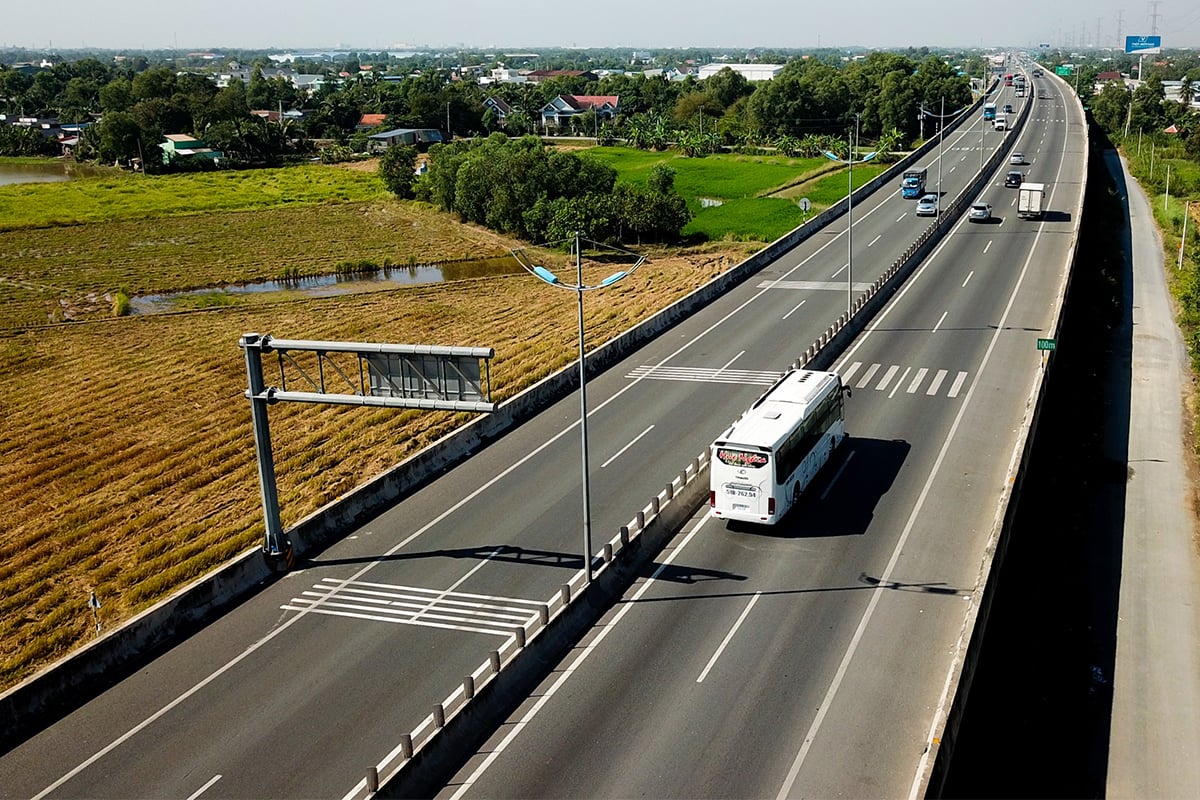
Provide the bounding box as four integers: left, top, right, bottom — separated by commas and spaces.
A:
378, 145, 419, 198
1091, 81, 1132, 134
96, 111, 144, 164
99, 78, 133, 113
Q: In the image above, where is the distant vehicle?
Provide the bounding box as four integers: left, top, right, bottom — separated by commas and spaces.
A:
1018, 182, 1046, 219
1010, 152, 1024, 165
983, 102, 997, 121
916, 194, 939, 216
901, 167, 928, 199
994, 117, 1008, 131
709, 369, 849, 525
1005, 170, 1024, 187
968, 202, 992, 222
1005, 73, 1014, 86
1003, 103, 1014, 113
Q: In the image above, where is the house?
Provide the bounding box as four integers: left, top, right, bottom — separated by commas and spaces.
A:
367, 127, 444, 153
697, 63, 784, 81
482, 96, 515, 125
160, 134, 222, 165
356, 113, 388, 131
539, 95, 620, 129
524, 69, 598, 84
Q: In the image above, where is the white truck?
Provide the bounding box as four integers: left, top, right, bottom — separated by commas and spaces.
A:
1018, 182, 1046, 219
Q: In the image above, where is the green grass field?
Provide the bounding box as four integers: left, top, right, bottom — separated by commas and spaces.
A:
0, 163, 389, 231
582, 147, 889, 242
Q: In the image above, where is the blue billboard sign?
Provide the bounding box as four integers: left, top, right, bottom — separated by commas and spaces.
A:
1125, 35, 1162, 54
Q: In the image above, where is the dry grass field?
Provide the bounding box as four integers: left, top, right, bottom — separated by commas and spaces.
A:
0, 187, 756, 690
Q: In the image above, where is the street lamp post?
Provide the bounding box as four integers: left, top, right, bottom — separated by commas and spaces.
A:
513, 232, 645, 583
823, 119, 876, 316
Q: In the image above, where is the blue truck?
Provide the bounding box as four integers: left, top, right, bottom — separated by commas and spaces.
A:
901, 167, 927, 199
983, 102, 997, 121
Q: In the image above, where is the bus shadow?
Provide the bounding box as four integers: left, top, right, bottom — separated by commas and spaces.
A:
723, 436, 910, 539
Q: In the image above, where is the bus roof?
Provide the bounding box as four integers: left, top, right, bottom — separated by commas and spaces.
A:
714, 369, 840, 451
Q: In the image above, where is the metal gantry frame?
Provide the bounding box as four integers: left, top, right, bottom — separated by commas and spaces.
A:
239, 333, 496, 568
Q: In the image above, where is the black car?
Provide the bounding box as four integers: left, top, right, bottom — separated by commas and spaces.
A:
1004, 170, 1023, 188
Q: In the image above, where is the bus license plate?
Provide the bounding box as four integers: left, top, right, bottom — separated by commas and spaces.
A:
725, 487, 756, 498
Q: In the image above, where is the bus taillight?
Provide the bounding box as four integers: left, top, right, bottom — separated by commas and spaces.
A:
768, 497, 776, 516
710, 490, 716, 507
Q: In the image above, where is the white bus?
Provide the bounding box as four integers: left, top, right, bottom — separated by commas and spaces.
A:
709, 369, 848, 524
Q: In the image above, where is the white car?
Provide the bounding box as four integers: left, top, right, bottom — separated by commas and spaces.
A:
968, 202, 992, 222
915, 194, 938, 217
1010, 152, 1024, 165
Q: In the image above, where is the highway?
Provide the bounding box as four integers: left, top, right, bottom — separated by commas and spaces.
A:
436, 70, 1086, 798
0, 73, 1068, 799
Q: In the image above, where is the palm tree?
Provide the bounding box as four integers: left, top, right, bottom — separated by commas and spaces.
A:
1179, 77, 1195, 109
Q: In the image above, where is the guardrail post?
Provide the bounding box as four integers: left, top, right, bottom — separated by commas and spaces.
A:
620, 525, 629, 547
665, 482, 674, 501
367, 766, 379, 793
401, 734, 413, 760
540, 604, 550, 625
636, 511, 645, 531
560, 584, 571, 605
463, 676, 475, 700
490, 650, 501, 674
604, 542, 613, 562
433, 703, 446, 728
515, 626, 526, 648
650, 496, 660, 515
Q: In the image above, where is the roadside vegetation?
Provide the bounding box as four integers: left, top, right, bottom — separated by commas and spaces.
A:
1070, 48, 1200, 452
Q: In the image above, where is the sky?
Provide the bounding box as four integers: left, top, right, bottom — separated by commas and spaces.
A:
4, 0, 1200, 52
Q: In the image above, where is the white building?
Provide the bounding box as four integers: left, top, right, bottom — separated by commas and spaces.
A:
697, 63, 784, 81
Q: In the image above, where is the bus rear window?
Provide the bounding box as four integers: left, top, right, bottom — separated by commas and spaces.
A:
715, 448, 769, 468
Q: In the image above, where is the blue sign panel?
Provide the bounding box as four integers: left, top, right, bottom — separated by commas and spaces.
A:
1125, 35, 1162, 54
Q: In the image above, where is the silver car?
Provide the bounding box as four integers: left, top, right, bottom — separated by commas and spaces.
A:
968, 202, 992, 222
915, 194, 938, 216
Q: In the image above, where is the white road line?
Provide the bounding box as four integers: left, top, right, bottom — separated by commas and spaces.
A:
278, 605, 517, 636
926, 369, 948, 395
855, 363, 880, 389
983, 240, 992, 254
697, 592, 763, 683
782, 299, 807, 320
868, 234, 881, 247
962, 270, 974, 288
831, 263, 849, 279
932, 311, 948, 334
907, 368, 928, 394
186, 775, 222, 800
875, 365, 899, 391
947, 371, 969, 398
601, 425, 655, 468
717, 351, 744, 374
409, 548, 503, 625
888, 367, 911, 399
896, 213, 907, 222
839, 361, 862, 385
446, 516, 713, 800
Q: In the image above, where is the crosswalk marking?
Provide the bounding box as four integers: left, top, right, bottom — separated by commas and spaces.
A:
623, 360, 971, 399
282, 578, 545, 637
837, 362, 969, 400
625, 365, 782, 385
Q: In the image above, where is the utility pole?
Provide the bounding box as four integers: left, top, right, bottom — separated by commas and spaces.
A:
1148, 0, 1161, 35
1116, 9, 1125, 50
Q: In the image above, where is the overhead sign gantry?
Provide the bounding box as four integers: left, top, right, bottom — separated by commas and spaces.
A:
239, 333, 496, 568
